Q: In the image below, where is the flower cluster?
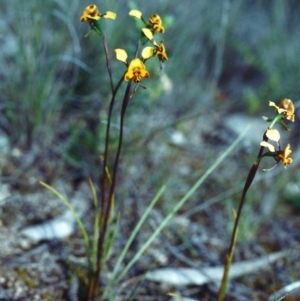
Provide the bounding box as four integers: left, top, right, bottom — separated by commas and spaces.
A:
115, 9, 168, 83
80, 5, 168, 84
260, 99, 295, 169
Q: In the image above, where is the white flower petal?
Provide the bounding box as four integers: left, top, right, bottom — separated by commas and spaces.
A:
260, 141, 275, 152
266, 129, 280, 142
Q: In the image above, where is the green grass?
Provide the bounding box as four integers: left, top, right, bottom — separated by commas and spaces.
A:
2, 0, 299, 150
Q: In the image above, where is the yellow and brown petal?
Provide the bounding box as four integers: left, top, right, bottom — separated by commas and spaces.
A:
124, 58, 150, 83
269, 99, 295, 122
147, 14, 165, 33
154, 41, 168, 61
278, 98, 295, 121
142, 41, 168, 61
277, 144, 293, 167
80, 4, 101, 22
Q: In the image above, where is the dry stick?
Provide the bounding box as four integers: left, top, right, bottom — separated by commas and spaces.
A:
217, 130, 268, 301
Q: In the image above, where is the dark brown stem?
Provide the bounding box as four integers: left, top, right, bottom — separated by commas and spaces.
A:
100, 76, 124, 225
89, 79, 131, 300
217, 130, 268, 301
87, 76, 124, 300
100, 81, 132, 256
134, 40, 141, 58
88, 38, 142, 299
102, 32, 114, 92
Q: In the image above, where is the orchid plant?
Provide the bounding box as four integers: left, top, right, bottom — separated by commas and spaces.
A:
42, 4, 168, 300
217, 98, 295, 301
80, 4, 168, 300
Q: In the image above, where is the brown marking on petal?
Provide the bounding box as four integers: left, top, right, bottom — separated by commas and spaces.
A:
124, 70, 133, 81
133, 72, 141, 83
157, 53, 168, 61
134, 79, 141, 83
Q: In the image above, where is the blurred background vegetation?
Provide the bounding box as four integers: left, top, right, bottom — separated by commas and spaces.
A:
1, 0, 300, 221
1, 0, 300, 299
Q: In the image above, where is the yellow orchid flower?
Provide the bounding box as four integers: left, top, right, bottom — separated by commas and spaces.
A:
80, 4, 116, 22
147, 14, 165, 33
124, 58, 150, 83
154, 41, 168, 61
141, 41, 168, 62
277, 144, 293, 167
260, 142, 293, 168
269, 99, 295, 122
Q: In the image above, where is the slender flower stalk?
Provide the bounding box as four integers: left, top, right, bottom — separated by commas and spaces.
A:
217, 99, 295, 301
87, 75, 125, 299
217, 133, 267, 301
